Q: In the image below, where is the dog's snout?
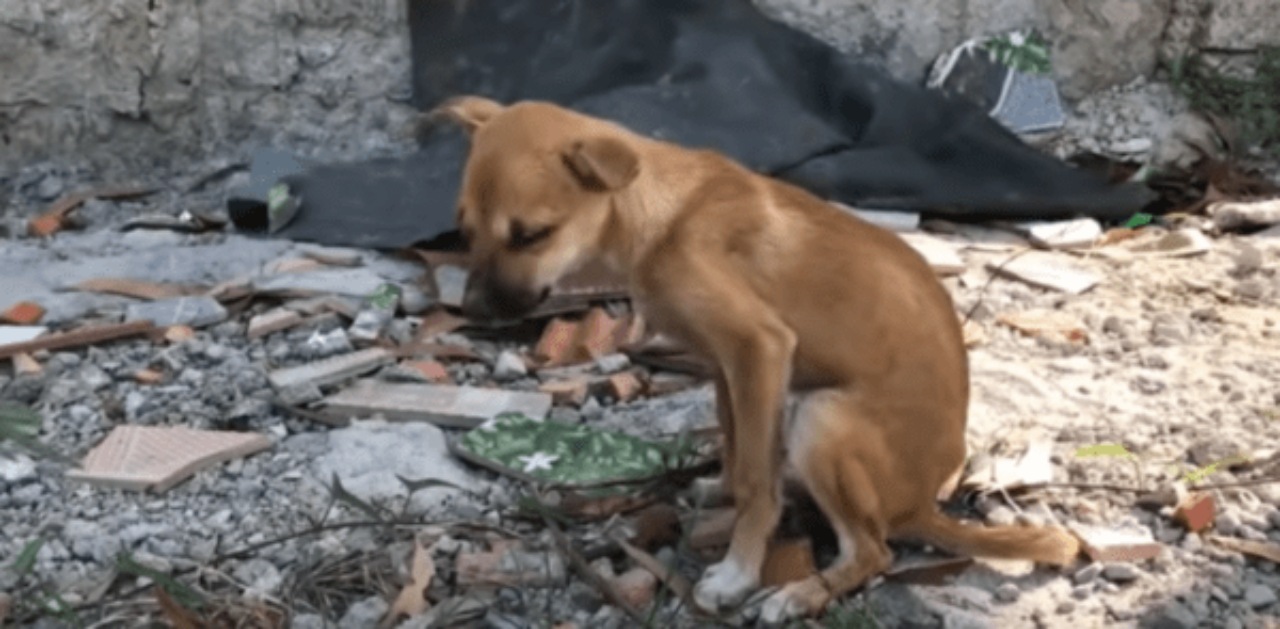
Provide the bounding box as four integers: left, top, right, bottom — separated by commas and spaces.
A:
458, 270, 550, 322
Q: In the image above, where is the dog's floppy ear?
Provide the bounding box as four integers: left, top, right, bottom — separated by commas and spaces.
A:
430, 96, 505, 135
563, 136, 640, 192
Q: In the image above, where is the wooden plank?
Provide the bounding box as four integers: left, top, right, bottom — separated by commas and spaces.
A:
0, 320, 156, 360
321, 379, 552, 428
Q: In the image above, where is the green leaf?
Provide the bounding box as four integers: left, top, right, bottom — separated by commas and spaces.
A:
116, 552, 204, 609
1123, 213, 1154, 229
0, 403, 42, 440
11, 537, 43, 575
1074, 443, 1135, 459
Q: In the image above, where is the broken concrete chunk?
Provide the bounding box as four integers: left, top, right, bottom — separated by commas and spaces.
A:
899, 233, 966, 275
299, 245, 364, 267
539, 378, 591, 407
1022, 218, 1103, 250
126, 296, 229, 329
607, 372, 645, 403
988, 252, 1101, 294
1071, 524, 1163, 563
252, 267, 389, 299
66, 425, 272, 493
12, 353, 42, 376
247, 309, 304, 339
267, 348, 394, 392
321, 379, 551, 428
1209, 198, 1280, 230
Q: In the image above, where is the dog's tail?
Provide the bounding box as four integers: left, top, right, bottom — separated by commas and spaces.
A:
904, 510, 1080, 566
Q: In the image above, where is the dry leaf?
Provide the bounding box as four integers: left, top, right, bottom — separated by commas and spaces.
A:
382, 538, 437, 627
154, 586, 203, 629
996, 310, 1089, 344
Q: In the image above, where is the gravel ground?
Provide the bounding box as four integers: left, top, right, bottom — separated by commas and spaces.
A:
2, 79, 1280, 628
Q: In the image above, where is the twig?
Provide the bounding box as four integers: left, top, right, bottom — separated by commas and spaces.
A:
1190, 475, 1280, 491
1039, 481, 1146, 493
530, 491, 649, 626
960, 247, 1035, 326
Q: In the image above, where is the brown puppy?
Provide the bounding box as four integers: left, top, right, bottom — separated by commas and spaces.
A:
433, 95, 1080, 622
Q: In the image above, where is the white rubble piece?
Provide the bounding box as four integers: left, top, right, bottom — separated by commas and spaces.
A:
831, 202, 921, 232
0, 326, 47, 345
321, 379, 552, 429
899, 233, 966, 275
1126, 228, 1213, 258
247, 309, 303, 339
267, 348, 394, 391
988, 251, 1101, 295
1021, 218, 1103, 250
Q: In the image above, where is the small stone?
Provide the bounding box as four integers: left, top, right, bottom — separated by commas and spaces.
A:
338, 596, 389, 629
493, 350, 528, 382
993, 582, 1020, 603
1055, 600, 1075, 614
1244, 584, 1277, 609
1234, 279, 1269, 301
1266, 509, 1280, 530
37, 174, 64, 200
1149, 602, 1198, 629
1073, 563, 1102, 585
594, 353, 631, 374
1102, 563, 1142, 584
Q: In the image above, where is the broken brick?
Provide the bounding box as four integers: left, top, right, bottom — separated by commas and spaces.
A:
578, 307, 624, 360
539, 378, 590, 407
1, 302, 45, 325
534, 317, 581, 366
607, 371, 645, 402
1174, 493, 1216, 533
629, 503, 683, 552
1071, 524, 1163, 563
761, 538, 816, 588
134, 369, 165, 385
403, 359, 452, 383
645, 372, 700, 397
27, 213, 66, 238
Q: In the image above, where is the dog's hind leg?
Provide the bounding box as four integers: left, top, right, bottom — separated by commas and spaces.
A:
760, 392, 895, 623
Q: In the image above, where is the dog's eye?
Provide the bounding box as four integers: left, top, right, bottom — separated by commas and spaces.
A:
509, 223, 554, 250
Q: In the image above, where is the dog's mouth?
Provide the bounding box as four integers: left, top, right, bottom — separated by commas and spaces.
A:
462, 283, 552, 323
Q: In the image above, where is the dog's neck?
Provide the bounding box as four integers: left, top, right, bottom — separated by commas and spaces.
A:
598, 143, 704, 276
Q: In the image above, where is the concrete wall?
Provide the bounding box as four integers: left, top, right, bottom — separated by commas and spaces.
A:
1, 0, 1274, 178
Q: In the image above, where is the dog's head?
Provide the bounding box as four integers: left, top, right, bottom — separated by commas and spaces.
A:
432, 96, 640, 322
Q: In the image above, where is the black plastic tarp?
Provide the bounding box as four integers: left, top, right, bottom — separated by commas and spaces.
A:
236, 0, 1154, 250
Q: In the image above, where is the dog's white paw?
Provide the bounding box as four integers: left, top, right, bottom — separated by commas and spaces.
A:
759, 587, 811, 625
693, 558, 757, 612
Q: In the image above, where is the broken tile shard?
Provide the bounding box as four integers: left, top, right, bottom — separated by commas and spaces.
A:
267, 348, 394, 392
1126, 228, 1213, 258
1209, 198, 1280, 230
126, 296, 229, 329
988, 252, 1101, 294
433, 265, 469, 308
1173, 493, 1216, 533
66, 425, 272, 493
1, 301, 45, 325
321, 379, 551, 428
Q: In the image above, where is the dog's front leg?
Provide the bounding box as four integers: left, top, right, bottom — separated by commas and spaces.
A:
693, 324, 795, 612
